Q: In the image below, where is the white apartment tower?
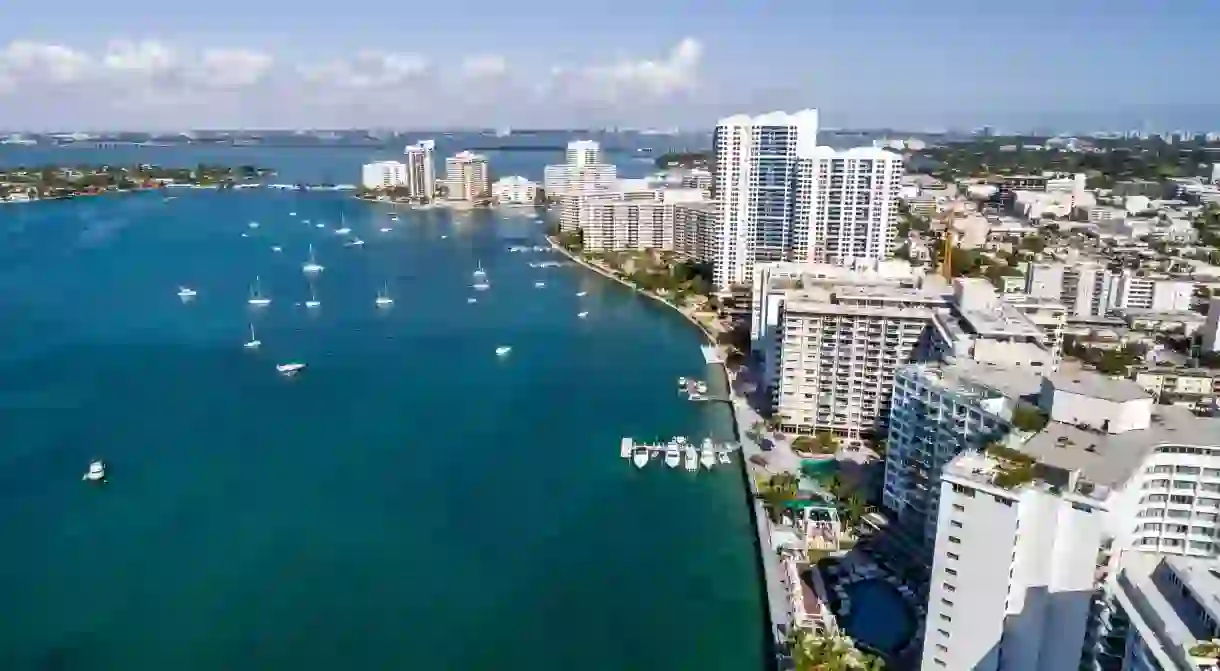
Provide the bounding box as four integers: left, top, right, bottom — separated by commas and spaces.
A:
544, 140, 617, 201
713, 109, 819, 288
566, 140, 601, 168
403, 139, 436, 199
1026, 262, 1114, 318
795, 146, 904, 265
444, 151, 490, 202
922, 450, 1108, 671
361, 161, 408, 190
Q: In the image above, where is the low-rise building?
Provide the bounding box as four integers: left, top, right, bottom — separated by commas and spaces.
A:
1107, 551, 1220, 670
490, 176, 537, 205
361, 161, 408, 190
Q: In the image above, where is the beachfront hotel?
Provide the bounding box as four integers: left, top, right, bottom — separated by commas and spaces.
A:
403, 139, 437, 199
544, 140, 617, 203
443, 151, 490, 202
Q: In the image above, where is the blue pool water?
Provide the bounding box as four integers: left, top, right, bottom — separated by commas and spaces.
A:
841, 579, 915, 654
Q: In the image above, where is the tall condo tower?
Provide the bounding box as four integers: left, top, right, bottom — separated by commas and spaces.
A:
712, 109, 819, 288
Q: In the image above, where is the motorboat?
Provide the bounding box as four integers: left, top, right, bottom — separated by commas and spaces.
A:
244, 323, 261, 349
632, 446, 650, 469
576, 291, 587, 297
241, 233, 249, 238
82, 460, 105, 482
248, 221, 260, 229
684, 443, 699, 471
534, 281, 546, 288
717, 450, 731, 465
247, 276, 271, 306
276, 362, 305, 376
379, 227, 392, 233
467, 297, 478, 304
577, 311, 588, 318
695, 381, 709, 394
664, 442, 681, 468
334, 227, 352, 235
289, 211, 297, 216
345, 238, 365, 247
495, 346, 512, 357
177, 286, 197, 298
314, 223, 325, 229
389, 214, 399, 221
375, 283, 393, 307
271, 246, 282, 253
302, 244, 324, 274
441, 235, 448, 240
678, 376, 688, 387
472, 281, 490, 291
700, 439, 717, 469
620, 438, 633, 459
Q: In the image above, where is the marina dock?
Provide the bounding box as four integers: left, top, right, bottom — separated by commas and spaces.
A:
619, 436, 739, 469
700, 345, 724, 364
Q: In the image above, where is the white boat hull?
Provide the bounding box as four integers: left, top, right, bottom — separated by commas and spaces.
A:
632, 452, 649, 469
248, 299, 271, 306
684, 449, 698, 471
244, 340, 261, 349
664, 451, 681, 468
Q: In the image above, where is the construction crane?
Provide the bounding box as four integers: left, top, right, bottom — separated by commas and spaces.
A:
937, 208, 957, 281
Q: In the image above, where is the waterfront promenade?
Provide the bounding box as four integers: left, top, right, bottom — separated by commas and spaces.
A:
550, 236, 795, 664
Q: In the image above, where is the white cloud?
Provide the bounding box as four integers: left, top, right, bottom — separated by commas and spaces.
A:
301, 51, 429, 89
548, 38, 703, 103
195, 49, 274, 89
101, 40, 178, 79
0, 41, 91, 84
461, 54, 508, 79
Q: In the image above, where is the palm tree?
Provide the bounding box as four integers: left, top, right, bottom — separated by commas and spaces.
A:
790, 630, 884, 671
840, 494, 868, 528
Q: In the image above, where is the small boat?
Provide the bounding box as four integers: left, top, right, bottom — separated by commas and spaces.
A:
664, 443, 681, 468
441, 235, 448, 240
289, 211, 297, 216
717, 450, 731, 465
467, 297, 478, 304
472, 281, 490, 291
700, 438, 717, 469
247, 276, 271, 306
577, 311, 588, 318
473, 261, 487, 278
177, 286, 197, 298
534, 281, 546, 288
302, 244, 324, 274
620, 438, 633, 459
271, 245, 283, 253
678, 376, 688, 386
495, 346, 511, 357
305, 282, 320, 309
276, 362, 305, 375
576, 291, 587, 297
632, 446, 650, 469
241, 233, 249, 238
335, 227, 352, 235
375, 283, 393, 307
82, 460, 105, 482
695, 382, 709, 394
301, 219, 310, 224
389, 214, 399, 221
244, 323, 261, 349
314, 223, 324, 229
684, 444, 698, 472
248, 221, 260, 229
379, 227, 392, 233
345, 238, 365, 247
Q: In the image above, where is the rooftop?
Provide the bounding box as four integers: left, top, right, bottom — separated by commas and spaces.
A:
1020, 406, 1220, 490
1047, 372, 1151, 403
1115, 551, 1220, 669
903, 359, 1044, 406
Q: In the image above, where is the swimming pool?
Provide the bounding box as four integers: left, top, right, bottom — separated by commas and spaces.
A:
840, 579, 915, 654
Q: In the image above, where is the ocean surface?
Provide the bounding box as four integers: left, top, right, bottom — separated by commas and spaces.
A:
0, 145, 765, 669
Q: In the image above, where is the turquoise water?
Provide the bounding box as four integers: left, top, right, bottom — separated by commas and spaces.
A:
0, 147, 764, 669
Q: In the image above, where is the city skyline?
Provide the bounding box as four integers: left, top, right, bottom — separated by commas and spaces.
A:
0, 0, 1218, 130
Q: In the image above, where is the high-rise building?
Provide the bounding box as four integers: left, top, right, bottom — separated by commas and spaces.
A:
564, 182, 706, 253
361, 161, 408, 190
544, 141, 617, 201
565, 140, 601, 168
794, 146, 904, 265
921, 449, 1108, 671
403, 139, 436, 200
1026, 262, 1114, 318
1110, 271, 1195, 313
712, 109, 819, 288
443, 151, 490, 202
1106, 551, 1220, 670
672, 201, 720, 264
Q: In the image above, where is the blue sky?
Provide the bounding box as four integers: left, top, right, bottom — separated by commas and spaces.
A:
0, 0, 1217, 130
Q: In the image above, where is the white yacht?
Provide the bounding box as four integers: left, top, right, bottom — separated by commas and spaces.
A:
700, 438, 717, 469
276, 362, 305, 376
177, 286, 197, 298
247, 276, 271, 306
441, 235, 448, 240
684, 443, 699, 471
534, 281, 546, 288
632, 445, 650, 469
248, 221, 260, 229
389, 214, 399, 221
473, 261, 487, 278
717, 450, 731, 465
315, 223, 325, 229
271, 245, 283, 253
577, 311, 588, 318
345, 238, 365, 247
305, 282, 320, 309
379, 227, 392, 233
289, 211, 297, 216
664, 442, 681, 468
241, 233, 249, 238
467, 297, 478, 304
375, 283, 394, 307
677, 376, 689, 387
472, 280, 490, 291
244, 323, 261, 349
495, 346, 512, 357
82, 460, 105, 482
576, 291, 587, 297
302, 244, 324, 274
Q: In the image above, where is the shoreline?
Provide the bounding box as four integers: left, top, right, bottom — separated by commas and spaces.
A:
548, 236, 782, 670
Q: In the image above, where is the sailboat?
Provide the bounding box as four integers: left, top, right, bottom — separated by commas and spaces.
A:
305, 281, 320, 309
334, 214, 351, 236
472, 261, 486, 278
244, 323, 261, 349
375, 283, 394, 307
247, 276, 271, 306
302, 244, 324, 274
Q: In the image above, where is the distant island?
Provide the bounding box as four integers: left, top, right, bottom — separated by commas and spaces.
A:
654, 151, 712, 170
0, 163, 276, 202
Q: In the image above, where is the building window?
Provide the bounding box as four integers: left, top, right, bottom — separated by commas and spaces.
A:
943, 583, 956, 593
933, 659, 947, 667
945, 567, 957, 576
935, 644, 948, 653
937, 628, 951, 637
948, 536, 961, 544
941, 598, 953, 607
950, 520, 963, 528
946, 552, 959, 560
951, 504, 964, 512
